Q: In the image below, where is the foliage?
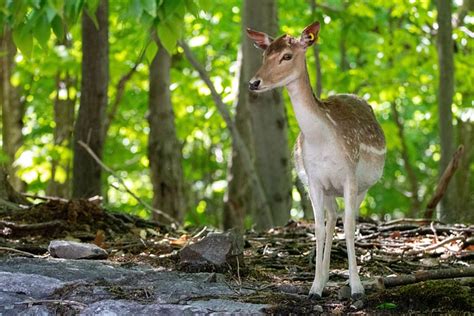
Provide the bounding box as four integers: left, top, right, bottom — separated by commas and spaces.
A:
2, 0, 473, 227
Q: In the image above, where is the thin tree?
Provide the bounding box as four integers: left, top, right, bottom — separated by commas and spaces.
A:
224, 0, 292, 229
436, 0, 455, 221
0, 26, 24, 191
72, 0, 109, 198
148, 39, 186, 221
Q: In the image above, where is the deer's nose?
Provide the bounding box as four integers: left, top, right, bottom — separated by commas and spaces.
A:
249, 79, 261, 90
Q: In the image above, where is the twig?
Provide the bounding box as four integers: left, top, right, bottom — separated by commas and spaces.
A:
0, 246, 37, 258
405, 235, 465, 255
179, 40, 274, 228
380, 266, 474, 288
15, 299, 87, 308
77, 141, 179, 226
104, 42, 149, 136
21, 193, 69, 203
430, 221, 439, 243
425, 145, 465, 218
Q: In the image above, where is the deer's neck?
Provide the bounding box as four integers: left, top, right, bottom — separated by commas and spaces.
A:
286, 70, 329, 138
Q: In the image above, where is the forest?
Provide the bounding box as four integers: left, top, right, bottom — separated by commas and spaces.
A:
0, 0, 472, 228
0, 0, 473, 314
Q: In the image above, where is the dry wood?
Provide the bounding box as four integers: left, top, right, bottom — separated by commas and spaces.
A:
380, 266, 474, 288
0, 246, 38, 258
425, 145, 465, 218
404, 235, 465, 255
77, 141, 179, 226
0, 219, 65, 232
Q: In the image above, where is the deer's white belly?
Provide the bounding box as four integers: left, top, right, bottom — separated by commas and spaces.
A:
302, 139, 384, 197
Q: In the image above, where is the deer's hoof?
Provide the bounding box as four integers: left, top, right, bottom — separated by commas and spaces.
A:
351, 292, 365, 300
308, 293, 322, 300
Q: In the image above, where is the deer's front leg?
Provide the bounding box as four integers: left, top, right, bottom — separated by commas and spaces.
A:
322, 197, 337, 284
343, 177, 364, 299
308, 184, 325, 299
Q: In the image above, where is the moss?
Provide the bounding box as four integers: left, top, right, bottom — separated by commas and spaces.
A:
367, 280, 474, 313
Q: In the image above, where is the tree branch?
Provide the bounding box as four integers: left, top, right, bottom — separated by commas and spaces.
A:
179, 41, 274, 227
77, 141, 179, 225
104, 42, 149, 137
380, 266, 474, 288
425, 145, 465, 218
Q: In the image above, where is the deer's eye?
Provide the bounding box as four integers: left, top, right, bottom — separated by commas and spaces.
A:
282, 53, 293, 61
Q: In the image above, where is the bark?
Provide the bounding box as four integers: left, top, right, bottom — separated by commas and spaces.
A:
47, 73, 75, 198
436, 0, 455, 220
381, 266, 474, 288
147, 40, 186, 221
454, 119, 473, 222
72, 0, 109, 198
0, 167, 28, 205
225, 0, 292, 229
0, 26, 24, 191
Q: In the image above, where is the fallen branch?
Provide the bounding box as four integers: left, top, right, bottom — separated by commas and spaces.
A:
0, 246, 37, 258
380, 266, 474, 288
425, 145, 465, 218
0, 219, 65, 235
404, 235, 465, 255
77, 141, 179, 226
21, 193, 69, 203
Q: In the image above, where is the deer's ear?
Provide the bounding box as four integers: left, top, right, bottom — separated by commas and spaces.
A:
246, 28, 273, 50
300, 21, 320, 48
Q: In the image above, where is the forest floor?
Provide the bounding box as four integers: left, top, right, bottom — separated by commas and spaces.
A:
1, 199, 473, 314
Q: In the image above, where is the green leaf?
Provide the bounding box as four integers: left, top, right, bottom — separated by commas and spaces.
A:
48, 0, 64, 16
130, 0, 143, 20
84, 0, 99, 28
140, 0, 156, 17
33, 13, 51, 48
185, 0, 199, 16
64, 0, 84, 25
51, 15, 64, 40
162, 0, 183, 19
157, 21, 176, 54
145, 39, 158, 63
45, 5, 57, 22
376, 303, 397, 310
12, 25, 33, 57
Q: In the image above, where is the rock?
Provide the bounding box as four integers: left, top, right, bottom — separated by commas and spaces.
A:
0, 256, 264, 315
178, 230, 244, 271
0, 271, 64, 298
337, 285, 352, 300
313, 304, 324, 313
48, 240, 108, 259
350, 299, 365, 310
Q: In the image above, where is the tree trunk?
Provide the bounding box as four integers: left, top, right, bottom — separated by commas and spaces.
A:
147, 40, 186, 221
0, 26, 24, 191
436, 0, 455, 221
47, 73, 76, 198
72, 0, 109, 198
454, 119, 473, 222
225, 0, 292, 229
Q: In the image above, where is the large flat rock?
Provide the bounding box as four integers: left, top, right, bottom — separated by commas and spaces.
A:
0, 256, 267, 315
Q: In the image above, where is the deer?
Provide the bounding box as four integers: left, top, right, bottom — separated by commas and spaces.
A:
246, 21, 386, 300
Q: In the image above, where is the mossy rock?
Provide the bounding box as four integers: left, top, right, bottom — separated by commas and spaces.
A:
367, 280, 474, 313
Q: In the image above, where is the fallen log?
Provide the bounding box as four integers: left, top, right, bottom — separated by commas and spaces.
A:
379, 266, 474, 288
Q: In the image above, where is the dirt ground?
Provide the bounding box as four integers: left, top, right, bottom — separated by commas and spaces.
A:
1, 199, 473, 314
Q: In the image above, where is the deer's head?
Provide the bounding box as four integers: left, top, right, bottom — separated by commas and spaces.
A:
247, 21, 320, 92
